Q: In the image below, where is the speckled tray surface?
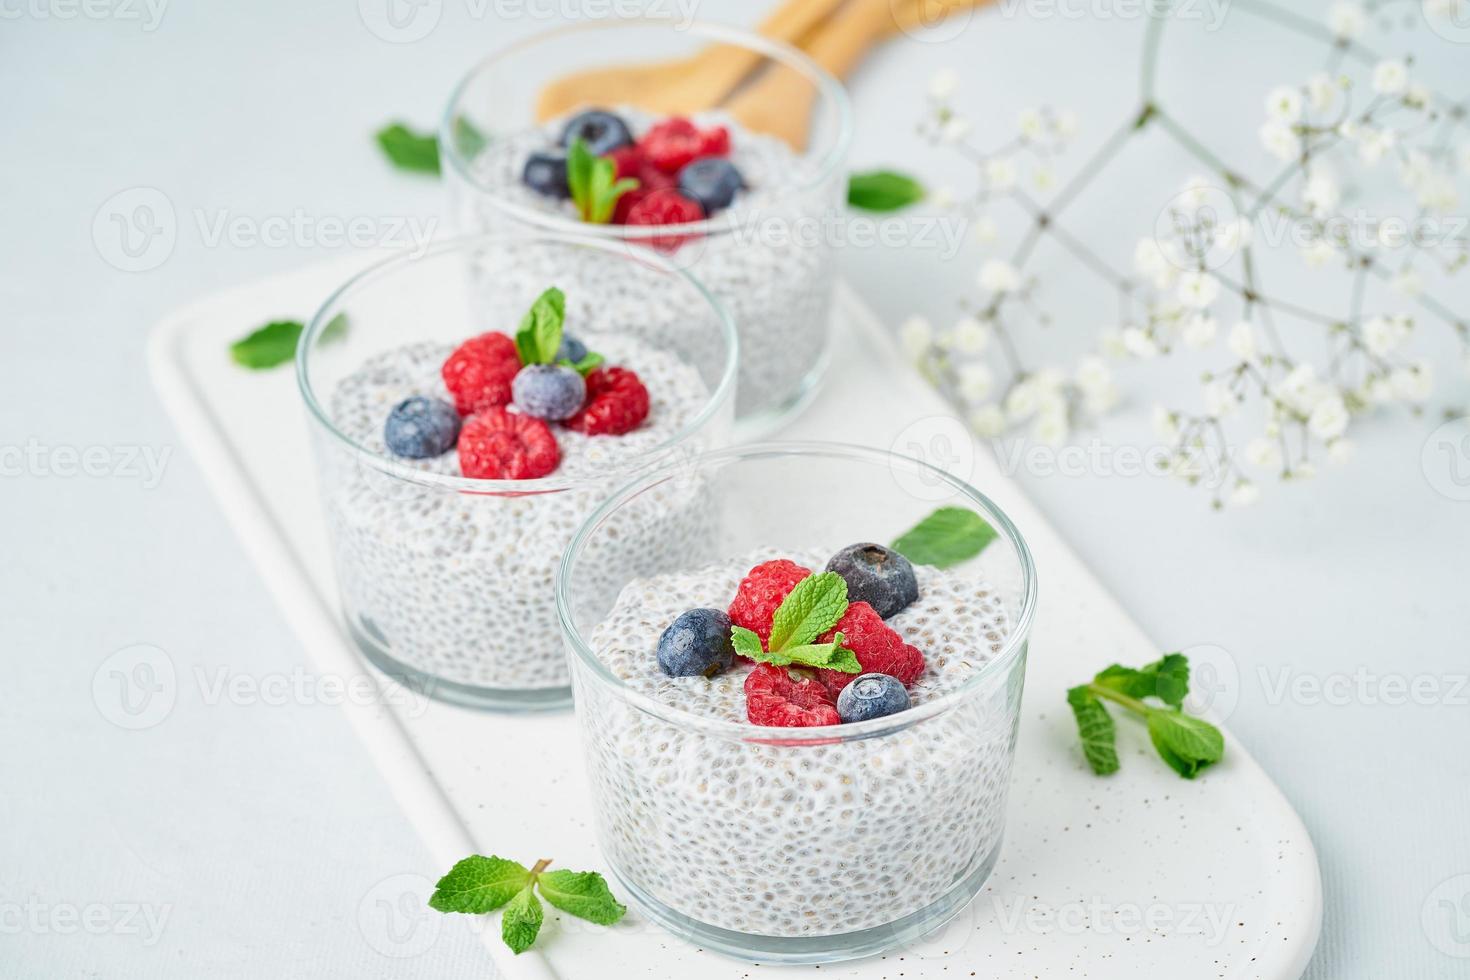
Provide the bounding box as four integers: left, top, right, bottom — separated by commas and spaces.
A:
149, 253, 1321, 980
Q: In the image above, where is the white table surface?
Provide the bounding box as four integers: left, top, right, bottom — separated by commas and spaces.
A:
3, 2, 1467, 979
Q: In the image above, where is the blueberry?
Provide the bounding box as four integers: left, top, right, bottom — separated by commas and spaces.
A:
559, 109, 634, 156
384, 396, 461, 459
522, 152, 569, 198
511, 364, 585, 421
825, 543, 918, 619
657, 608, 735, 678
556, 334, 588, 364
677, 158, 744, 214
836, 673, 911, 723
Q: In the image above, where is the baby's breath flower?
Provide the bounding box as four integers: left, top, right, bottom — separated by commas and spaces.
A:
1405, 83, 1432, 110
1033, 407, 1070, 446
979, 259, 1021, 293
1005, 378, 1041, 421
947, 316, 990, 354
1307, 395, 1350, 440
1122, 327, 1159, 359
984, 156, 1017, 190
1099, 328, 1127, 359
899, 315, 934, 362
1293, 461, 1318, 481
1327, 1, 1366, 39
1032, 166, 1056, 192
1152, 404, 1180, 443
969, 403, 1006, 437
1245, 437, 1283, 470
1371, 60, 1409, 96
1183, 313, 1218, 349
1356, 127, 1395, 165
1301, 239, 1337, 268
1390, 362, 1433, 402
1202, 379, 1237, 418
973, 216, 999, 245
1177, 271, 1221, 309
928, 68, 960, 102
1017, 107, 1045, 141
1074, 355, 1111, 393
931, 185, 956, 209
1054, 110, 1080, 140
1390, 268, 1423, 297
1134, 238, 1179, 290
1363, 313, 1412, 355
1259, 121, 1301, 162
1327, 439, 1354, 464
1301, 169, 1340, 215
1229, 481, 1261, 507
1084, 383, 1119, 414
1227, 320, 1259, 361
1215, 216, 1253, 252
956, 361, 995, 402
1306, 73, 1338, 113
940, 118, 971, 144
1265, 85, 1304, 123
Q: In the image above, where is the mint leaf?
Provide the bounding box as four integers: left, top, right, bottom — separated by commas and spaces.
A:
566, 138, 638, 224
730, 626, 764, 660
515, 287, 566, 366
768, 572, 848, 651
561, 351, 604, 377
1066, 686, 1119, 775
319, 312, 350, 344
1146, 710, 1224, 779
501, 885, 543, 955
848, 170, 925, 212
891, 507, 998, 569
452, 115, 487, 159
754, 633, 860, 673
536, 870, 627, 926
429, 855, 532, 914
1093, 653, 1189, 708
375, 122, 439, 175
230, 320, 304, 370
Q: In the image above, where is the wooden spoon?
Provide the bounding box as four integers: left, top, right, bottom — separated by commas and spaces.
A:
534, 0, 848, 121
726, 0, 992, 148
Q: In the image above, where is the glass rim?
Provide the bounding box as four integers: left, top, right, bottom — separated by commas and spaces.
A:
294, 230, 739, 495
556, 441, 1039, 742
438, 17, 856, 239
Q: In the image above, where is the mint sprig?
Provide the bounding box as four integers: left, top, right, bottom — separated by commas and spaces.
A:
229, 313, 348, 370
375, 122, 440, 175
1066, 654, 1225, 779
567, 138, 639, 225
732, 572, 860, 674
891, 506, 998, 569
512, 287, 603, 376
430, 855, 626, 955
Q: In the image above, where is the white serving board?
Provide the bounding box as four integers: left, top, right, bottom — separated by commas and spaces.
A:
148, 253, 1321, 980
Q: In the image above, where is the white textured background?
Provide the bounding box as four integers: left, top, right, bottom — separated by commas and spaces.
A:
3, 1, 1469, 977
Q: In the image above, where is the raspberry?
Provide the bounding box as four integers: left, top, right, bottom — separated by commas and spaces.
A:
638, 118, 731, 174
457, 408, 560, 480
814, 601, 926, 697
562, 366, 649, 436
611, 186, 649, 225
744, 663, 840, 728
442, 332, 520, 416
606, 145, 643, 182
625, 189, 704, 251
727, 559, 811, 644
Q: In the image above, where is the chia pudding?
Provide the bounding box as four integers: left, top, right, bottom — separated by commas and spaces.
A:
298, 237, 735, 708
447, 105, 843, 426
570, 545, 1022, 944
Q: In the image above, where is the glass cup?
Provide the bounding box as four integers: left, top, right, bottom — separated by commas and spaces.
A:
556, 443, 1036, 962
440, 19, 854, 437
296, 232, 737, 711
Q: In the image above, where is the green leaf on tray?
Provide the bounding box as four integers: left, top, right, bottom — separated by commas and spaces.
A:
429, 855, 626, 955
1147, 710, 1225, 780
1093, 652, 1190, 709
1066, 685, 1120, 776
229, 313, 349, 371
536, 869, 627, 926
376, 122, 440, 175
891, 506, 998, 569
428, 855, 532, 914
500, 885, 544, 955
848, 170, 925, 212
